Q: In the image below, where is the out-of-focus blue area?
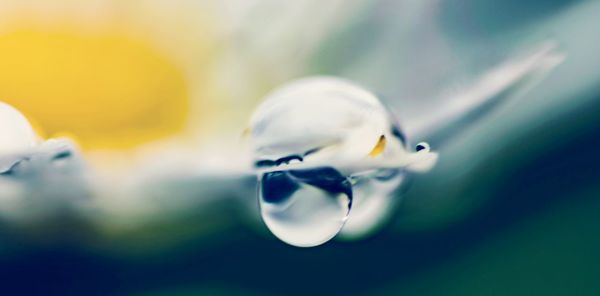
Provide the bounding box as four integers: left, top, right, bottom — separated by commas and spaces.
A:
0, 0, 599, 295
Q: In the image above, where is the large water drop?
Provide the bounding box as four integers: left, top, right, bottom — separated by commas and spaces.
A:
248, 77, 431, 247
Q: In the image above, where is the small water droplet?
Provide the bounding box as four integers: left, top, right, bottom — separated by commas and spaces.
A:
259, 167, 352, 247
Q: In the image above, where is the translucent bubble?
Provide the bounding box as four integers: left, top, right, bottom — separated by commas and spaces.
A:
259, 167, 352, 247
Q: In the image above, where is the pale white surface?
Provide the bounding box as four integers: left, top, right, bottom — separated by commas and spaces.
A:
0, 102, 39, 172
0, 102, 37, 154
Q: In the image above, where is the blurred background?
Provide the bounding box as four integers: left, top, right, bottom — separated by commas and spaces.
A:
0, 0, 599, 295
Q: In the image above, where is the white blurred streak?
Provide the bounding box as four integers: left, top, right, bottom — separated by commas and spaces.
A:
79, 134, 256, 233
406, 41, 565, 143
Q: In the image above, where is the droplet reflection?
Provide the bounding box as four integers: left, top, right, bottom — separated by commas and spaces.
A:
339, 169, 406, 239
259, 167, 352, 247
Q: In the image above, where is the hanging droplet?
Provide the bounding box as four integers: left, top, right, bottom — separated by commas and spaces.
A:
259, 167, 352, 247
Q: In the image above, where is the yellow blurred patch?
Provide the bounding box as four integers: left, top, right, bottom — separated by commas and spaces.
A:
0, 26, 190, 150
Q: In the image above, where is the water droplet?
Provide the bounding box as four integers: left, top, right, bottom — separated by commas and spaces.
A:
259, 167, 352, 247
249, 77, 424, 246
